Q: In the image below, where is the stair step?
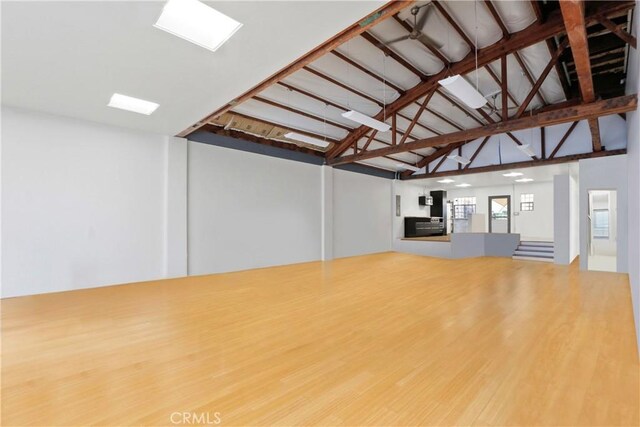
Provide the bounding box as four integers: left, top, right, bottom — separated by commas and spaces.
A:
512, 255, 554, 263
516, 246, 554, 253
514, 250, 554, 258
519, 241, 554, 247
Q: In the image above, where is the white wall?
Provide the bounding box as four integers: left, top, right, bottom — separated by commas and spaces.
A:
1, 107, 183, 297
187, 142, 322, 275
392, 181, 431, 240
625, 0, 640, 353
579, 155, 628, 273
554, 174, 579, 265
446, 181, 554, 240
332, 169, 392, 258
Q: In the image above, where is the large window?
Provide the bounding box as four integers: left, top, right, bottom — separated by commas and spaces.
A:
592, 209, 610, 238
520, 193, 534, 211
453, 197, 476, 220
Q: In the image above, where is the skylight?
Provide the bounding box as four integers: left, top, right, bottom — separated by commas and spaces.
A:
154, 0, 242, 52
108, 93, 159, 115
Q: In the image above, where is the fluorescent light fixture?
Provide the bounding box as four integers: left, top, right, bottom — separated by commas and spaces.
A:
517, 144, 536, 157
515, 178, 534, 183
397, 164, 420, 171
107, 93, 159, 115
154, 0, 242, 52
447, 154, 471, 165
284, 132, 330, 148
437, 178, 455, 183
503, 172, 524, 177
438, 75, 487, 109
456, 183, 471, 187
341, 110, 390, 132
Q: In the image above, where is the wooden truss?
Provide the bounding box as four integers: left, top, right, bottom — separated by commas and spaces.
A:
182, 0, 637, 180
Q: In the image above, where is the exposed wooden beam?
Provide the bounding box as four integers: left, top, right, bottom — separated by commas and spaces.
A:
505, 132, 539, 161
328, 1, 636, 159
392, 15, 451, 65
178, 1, 411, 137
226, 111, 340, 144
360, 31, 427, 80
514, 40, 568, 118
484, 63, 518, 107
392, 114, 397, 145
541, 126, 546, 159
432, 1, 475, 51
403, 149, 626, 180
200, 124, 326, 157
327, 94, 637, 165
484, 0, 509, 39
330, 50, 405, 94
560, 0, 595, 103
431, 146, 456, 174
464, 136, 492, 169
560, 1, 607, 153
598, 15, 637, 49
399, 92, 436, 145
548, 121, 579, 159
361, 130, 378, 152
588, 119, 602, 152
514, 51, 548, 106
501, 56, 508, 120
303, 66, 382, 106
253, 96, 352, 131
546, 38, 573, 99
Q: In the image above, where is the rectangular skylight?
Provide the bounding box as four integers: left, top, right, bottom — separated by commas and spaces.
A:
284, 132, 330, 148
108, 93, 159, 115
341, 110, 390, 132
154, 0, 242, 52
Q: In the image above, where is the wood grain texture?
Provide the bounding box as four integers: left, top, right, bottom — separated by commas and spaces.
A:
2, 253, 638, 426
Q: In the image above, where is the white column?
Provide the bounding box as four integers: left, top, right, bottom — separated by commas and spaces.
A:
321, 165, 333, 261
164, 136, 188, 277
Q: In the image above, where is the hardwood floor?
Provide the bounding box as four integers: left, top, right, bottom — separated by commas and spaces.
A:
2, 252, 638, 426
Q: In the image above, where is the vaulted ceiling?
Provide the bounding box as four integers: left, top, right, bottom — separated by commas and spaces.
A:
184, 0, 637, 178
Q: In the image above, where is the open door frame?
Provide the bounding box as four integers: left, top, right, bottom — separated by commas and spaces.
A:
488, 195, 511, 233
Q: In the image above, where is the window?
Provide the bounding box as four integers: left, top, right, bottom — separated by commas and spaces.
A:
453, 197, 476, 220
593, 209, 610, 238
520, 193, 534, 211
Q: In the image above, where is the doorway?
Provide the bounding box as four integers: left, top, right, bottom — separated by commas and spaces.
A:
489, 195, 511, 233
587, 190, 617, 272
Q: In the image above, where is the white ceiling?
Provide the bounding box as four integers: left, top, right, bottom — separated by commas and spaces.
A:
1, 1, 385, 136
406, 162, 578, 189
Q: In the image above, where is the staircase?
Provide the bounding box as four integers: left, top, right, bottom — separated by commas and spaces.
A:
512, 241, 554, 262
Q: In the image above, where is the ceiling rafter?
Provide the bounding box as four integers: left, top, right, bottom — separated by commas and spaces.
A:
252, 95, 353, 131
327, 1, 636, 160
391, 14, 451, 65
275, 81, 428, 153
559, 0, 602, 152
178, 1, 410, 137
327, 94, 637, 166
226, 111, 340, 144
549, 121, 580, 159
464, 136, 492, 169
201, 124, 326, 157
359, 31, 428, 80
404, 148, 626, 180
514, 40, 568, 118
597, 15, 637, 49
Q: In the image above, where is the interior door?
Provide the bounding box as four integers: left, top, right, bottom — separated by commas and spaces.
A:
489, 195, 511, 233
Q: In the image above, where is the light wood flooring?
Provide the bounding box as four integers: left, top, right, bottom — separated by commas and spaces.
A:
2, 252, 638, 426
